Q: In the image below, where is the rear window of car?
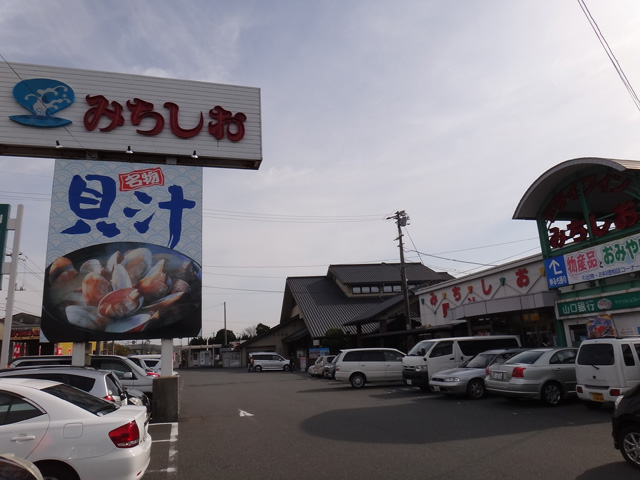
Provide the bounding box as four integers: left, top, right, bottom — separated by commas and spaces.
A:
505, 351, 544, 365
466, 353, 494, 369
105, 375, 122, 397
67, 375, 96, 391
577, 344, 614, 366
43, 384, 118, 415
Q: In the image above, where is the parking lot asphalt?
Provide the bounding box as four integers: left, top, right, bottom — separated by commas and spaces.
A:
144, 368, 640, 480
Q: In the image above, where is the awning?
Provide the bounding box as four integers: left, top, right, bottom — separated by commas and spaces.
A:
282, 328, 309, 343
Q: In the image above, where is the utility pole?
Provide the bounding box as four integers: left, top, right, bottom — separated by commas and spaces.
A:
223, 302, 227, 345
386, 211, 413, 341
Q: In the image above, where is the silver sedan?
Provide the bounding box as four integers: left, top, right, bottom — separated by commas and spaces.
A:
485, 347, 578, 406
429, 348, 526, 399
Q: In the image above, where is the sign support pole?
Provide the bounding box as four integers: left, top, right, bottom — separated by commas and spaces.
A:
0, 204, 24, 368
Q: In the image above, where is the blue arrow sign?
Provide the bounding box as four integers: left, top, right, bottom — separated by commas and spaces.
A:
544, 257, 568, 288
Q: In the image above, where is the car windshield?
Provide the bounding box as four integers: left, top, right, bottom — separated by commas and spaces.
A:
408, 341, 435, 356
465, 353, 494, 369
43, 383, 118, 415
505, 351, 544, 365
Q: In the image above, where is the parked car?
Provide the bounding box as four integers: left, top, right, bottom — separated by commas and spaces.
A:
429, 348, 527, 399
576, 337, 640, 408
612, 382, 640, 469
128, 354, 160, 372
324, 356, 338, 379
308, 356, 335, 377
334, 348, 405, 388
248, 352, 291, 372
403, 335, 521, 390
0, 377, 151, 480
0, 366, 151, 416
0, 453, 43, 480
11, 355, 154, 399
0, 366, 128, 406
485, 347, 578, 406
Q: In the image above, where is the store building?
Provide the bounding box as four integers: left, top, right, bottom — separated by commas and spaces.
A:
514, 157, 640, 345
414, 254, 559, 347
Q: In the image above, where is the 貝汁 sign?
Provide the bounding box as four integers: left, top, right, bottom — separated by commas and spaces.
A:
41, 159, 202, 342
545, 232, 640, 289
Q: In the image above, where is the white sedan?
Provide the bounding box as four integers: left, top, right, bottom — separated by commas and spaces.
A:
0, 377, 151, 480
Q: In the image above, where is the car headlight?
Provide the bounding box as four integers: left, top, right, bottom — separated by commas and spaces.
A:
415, 365, 428, 372
128, 396, 143, 406
443, 377, 460, 382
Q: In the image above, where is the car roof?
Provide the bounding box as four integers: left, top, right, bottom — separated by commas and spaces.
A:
0, 366, 114, 377
0, 377, 61, 389
339, 348, 403, 352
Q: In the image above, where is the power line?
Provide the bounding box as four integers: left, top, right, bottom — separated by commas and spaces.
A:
203, 209, 387, 224
578, 0, 640, 112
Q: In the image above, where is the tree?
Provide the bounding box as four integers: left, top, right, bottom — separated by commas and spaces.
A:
214, 329, 237, 345
256, 323, 271, 336
113, 343, 131, 356
239, 323, 271, 340
189, 336, 207, 346
321, 328, 349, 353
239, 325, 257, 339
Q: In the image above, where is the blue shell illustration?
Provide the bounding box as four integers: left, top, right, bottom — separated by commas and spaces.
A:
9, 78, 75, 127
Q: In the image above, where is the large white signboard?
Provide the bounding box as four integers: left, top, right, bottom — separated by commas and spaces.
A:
0, 62, 261, 169
41, 159, 202, 343
545, 232, 640, 288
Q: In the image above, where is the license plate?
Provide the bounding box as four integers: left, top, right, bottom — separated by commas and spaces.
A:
493, 372, 504, 380
432, 385, 440, 392
591, 392, 604, 402
406, 379, 412, 385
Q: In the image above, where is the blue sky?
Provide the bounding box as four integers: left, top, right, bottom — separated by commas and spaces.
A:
2, 1, 640, 338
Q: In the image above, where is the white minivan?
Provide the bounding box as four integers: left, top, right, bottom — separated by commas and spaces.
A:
402, 335, 521, 390
334, 348, 405, 388
576, 337, 640, 407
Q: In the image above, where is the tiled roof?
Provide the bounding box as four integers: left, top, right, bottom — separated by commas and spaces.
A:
328, 263, 453, 285
282, 276, 384, 337
280, 263, 454, 340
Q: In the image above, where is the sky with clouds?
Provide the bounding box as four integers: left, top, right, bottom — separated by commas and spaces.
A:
1, 1, 640, 340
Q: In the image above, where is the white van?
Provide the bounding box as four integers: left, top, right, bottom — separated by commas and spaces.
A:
402, 335, 521, 390
576, 337, 640, 407
334, 348, 405, 388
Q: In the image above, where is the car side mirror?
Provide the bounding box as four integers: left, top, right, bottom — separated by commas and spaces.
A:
123, 372, 133, 379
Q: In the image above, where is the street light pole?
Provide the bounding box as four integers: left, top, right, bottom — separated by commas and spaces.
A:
386, 211, 412, 335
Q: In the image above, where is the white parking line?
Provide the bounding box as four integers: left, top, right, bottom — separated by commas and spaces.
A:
148, 422, 179, 477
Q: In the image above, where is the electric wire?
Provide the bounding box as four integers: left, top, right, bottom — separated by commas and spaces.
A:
578, 0, 640, 112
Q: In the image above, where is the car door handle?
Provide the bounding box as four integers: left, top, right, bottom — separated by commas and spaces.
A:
11, 435, 36, 443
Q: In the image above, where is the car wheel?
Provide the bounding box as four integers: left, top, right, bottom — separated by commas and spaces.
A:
467, 379, 486, 399
36, 462, 80, 480
620, 426, 640, 469
283, 365, 291, 372
254, 365, 262, 372
541, 381, 562, 406
350, 373, 366, 388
